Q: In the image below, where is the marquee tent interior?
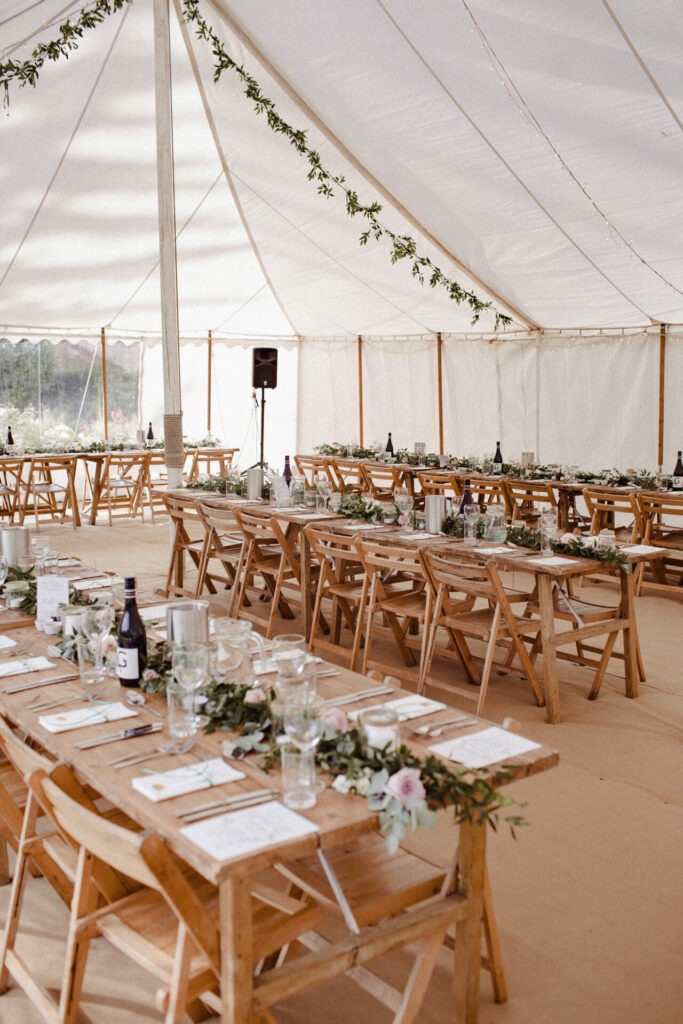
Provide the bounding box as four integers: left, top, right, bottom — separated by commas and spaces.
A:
1, 0, 682, 468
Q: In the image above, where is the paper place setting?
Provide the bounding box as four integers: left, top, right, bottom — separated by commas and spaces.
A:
0, 656, 55, 679
132, 757, 245, 803
429, 726, 541, 769
350, 695, 446, 722
338, 522, 385, 531
620, 544, 664, 556
0, 635, 18, 651
72, 576, 124, 592
180, 800, 319, 859
529, 556, 580, 566
401, 532, 442, 541
39, 701, 137, 734
475, 546, 510, 554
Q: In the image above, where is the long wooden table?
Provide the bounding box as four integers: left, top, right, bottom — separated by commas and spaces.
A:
0, 622, 557, 1023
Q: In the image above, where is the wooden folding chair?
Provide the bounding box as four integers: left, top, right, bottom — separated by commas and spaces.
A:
416, 470, 462, 500
305, 524, 368, 668
161, 493, 209, 598
354, 536, 432, 687
293, 455, 333, 488
20, 455, 79, 529
468, 477, 513, 518
420, 548, 545, 714
329, 459, 365, 493
504, 479, 556, 524
360, 463, 404, 501
99, 452, 150, 526
195, 499, 247, 612
233, 508, 311, 638
0, 458, 24, 523
583, 487, 643, 543
186, 447, 238, 483
25, 766, 323, 1024
635, 491, 683, 596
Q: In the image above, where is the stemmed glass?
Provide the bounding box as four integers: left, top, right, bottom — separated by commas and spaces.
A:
464, 504, 481, 545
77, 603, 116, 697
171, 642, 210, 737
283, 693, 323, 751
394, 487, 413, 533
315, 473, 332, 511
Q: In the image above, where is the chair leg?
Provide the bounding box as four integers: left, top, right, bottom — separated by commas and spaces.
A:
59, 849, 99, 1024
164, 922, 193, 1024
475, 620, 501, 717
482, 867, 507, 1003
588, 630, 619, 700
350, 575, 369, 673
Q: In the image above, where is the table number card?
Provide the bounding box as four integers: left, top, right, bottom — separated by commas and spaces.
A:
36, 575, 69, 623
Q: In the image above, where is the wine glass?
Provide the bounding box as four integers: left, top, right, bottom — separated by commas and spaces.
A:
315, 473, 332, 510
172, 643, 210, 695
463, 503, 480, 545
394, 487, 414, 532
283, 693, 323, 752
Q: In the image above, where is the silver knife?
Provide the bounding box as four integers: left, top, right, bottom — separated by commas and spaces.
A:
74, 722, 163, 750
321, 685, 394, 708
3, 673, 79, 694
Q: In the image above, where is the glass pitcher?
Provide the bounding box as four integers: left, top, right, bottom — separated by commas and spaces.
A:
484, 504, 507, 543
212, 618, 268, 687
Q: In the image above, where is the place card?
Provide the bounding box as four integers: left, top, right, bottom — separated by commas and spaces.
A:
36, 575, 69, 623
529, 556, 580, 566
39, 701, 137, 734
0, 656, 54, 679
350, 695, 446, 722
132, 757, 245, 803
180, 800, 319, 859
620, 544, 665, 556
0, 635, 18, 651
429, 726, 541, 769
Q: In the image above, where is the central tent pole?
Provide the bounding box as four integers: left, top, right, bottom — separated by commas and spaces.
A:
100, 327, 108, 440
153, 0, 184, 487
357, 335, 364, 446
437, 332, 444, 454
658, 324, 666, 471
207, 329, 212, 434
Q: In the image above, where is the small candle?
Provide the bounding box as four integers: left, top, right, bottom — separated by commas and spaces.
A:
360, 707, 400, 753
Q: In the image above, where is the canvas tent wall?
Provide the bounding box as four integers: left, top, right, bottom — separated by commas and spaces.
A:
1, 0, 681, 468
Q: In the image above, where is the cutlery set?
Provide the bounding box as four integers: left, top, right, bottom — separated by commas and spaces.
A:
176, 787, 278, 823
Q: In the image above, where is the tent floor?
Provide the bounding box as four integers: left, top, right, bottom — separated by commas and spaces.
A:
0, 520, 680, 1024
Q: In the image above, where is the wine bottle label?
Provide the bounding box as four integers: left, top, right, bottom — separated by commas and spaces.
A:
493, 464, 502, 474
673, 476, 682, 490
117, 647, 140, 679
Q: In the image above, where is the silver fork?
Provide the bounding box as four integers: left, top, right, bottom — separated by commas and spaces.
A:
411, 718, 476, 738
106, 736, 195, 769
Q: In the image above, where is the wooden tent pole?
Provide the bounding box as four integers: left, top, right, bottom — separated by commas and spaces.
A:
100, 327, 108, 440
358, 335, 364, 446
437, 332, 444, 454
658, 323, 666, 471
153, 0, 184, 487
207, 330, 212, 434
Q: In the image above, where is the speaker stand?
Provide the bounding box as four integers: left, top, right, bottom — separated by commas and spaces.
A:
247, 386, 268, 471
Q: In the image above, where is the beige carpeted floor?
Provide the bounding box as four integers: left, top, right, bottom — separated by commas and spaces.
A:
0, 521, 681, 1024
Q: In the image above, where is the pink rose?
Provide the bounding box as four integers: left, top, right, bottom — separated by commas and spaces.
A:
321, 706, 349, 732
102, 635, 118, 654
244, 687, 266, 704
383, 767, 425, 805
142, 668, 158, 681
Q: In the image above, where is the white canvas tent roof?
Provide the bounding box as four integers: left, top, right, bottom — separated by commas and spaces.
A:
1, 0, 682, 339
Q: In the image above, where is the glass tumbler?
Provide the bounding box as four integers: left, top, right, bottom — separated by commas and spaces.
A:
281, 746, 317, 809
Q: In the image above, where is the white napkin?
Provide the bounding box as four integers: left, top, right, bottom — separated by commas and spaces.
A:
475, 546, 510, 554
621, 544, 664, 556
72, 576, 123, 591
429, 726, 541, 769
0, 656, 54, 679
180, 800, 319, 859
350, 695, 446, 722
401, 532, 442, 541
132, 757, 245, 803
286, 512, 334, 520
140, 604, 171, 622
530, 556, 580, 566
339, 522, 384, 531
0, 635, 18, 651
39, 701, 137, 734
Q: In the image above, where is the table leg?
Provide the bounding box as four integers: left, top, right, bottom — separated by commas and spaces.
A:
537, 573, 561, 724
620, 569, 638, 699
557, 492, 569, 533
300, 530, 313, 641
453, 817, 487, 1024
220, 874, 253, 1023
89, 462, 104, 525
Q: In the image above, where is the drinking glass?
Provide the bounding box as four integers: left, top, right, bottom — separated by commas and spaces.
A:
315, 474, 332, 510
167, 682, 198, 739
539, 511, 558, 555
283, 693, 323, 752
597, 529, 616, 551
464, 504, 480, 545
272, 634, 307, 694
328, 492, 343, 513
394, 487, 414, 532
17, 554, 37, 575
75, 637, 108, 697
281, 746, 317, 810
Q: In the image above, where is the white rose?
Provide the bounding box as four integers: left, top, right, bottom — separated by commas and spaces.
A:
355, 775, 371, 796
332, 775, 351, 795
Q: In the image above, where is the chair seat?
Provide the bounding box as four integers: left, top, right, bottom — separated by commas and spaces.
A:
439, 606, 541, 640
378, 590, 428, 619
108, 478, 137, 489
33, 483, 67, 493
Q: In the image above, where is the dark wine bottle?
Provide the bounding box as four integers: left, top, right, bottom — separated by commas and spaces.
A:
460, 478, 473, 512
146, 422, 154, 448
385, 432, 394, 456
117, 577, 147, 688
673, 451, 683, 490
493, 441, 503, 474
6, 427, 14, 447
283, 455, 292, 486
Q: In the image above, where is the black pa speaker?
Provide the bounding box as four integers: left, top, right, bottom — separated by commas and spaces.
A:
252, 348, 278, 389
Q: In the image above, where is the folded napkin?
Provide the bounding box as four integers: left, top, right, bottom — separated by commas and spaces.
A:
350, 695, 446, 722
0, 635, 18, 651
429, 726, 541, 769
132, 757, 244, 803
529, 556, 580, 566
400, 532, 442, 541
180, 800, 319, 859
0, 656, 54, 679
476, 546, 510, 554
39, 701, 137, 734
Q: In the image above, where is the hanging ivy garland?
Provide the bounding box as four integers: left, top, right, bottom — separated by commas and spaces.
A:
0, 0, 512, 329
